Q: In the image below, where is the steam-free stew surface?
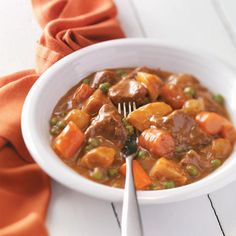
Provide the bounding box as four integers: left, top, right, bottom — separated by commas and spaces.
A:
50, 67, 236, 190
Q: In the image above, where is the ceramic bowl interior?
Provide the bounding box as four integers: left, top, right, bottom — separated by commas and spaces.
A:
22, 39, 236, 204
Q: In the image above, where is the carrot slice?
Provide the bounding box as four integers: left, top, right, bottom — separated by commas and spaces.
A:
196, 112, 225, 135
54, 121, 85, 159
196, 112, 236, 143
139, 128, 175, 157
120, 160, 151, 190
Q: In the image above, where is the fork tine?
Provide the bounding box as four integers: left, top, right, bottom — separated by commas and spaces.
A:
128, 102, 132, 114
118, 103, 121, 114
123, 102, 127, 117
118, 101, 137, 117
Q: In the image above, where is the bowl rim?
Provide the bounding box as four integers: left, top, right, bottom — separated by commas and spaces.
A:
21, 38, 236, 204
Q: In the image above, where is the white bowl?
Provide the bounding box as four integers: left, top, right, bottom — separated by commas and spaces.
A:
22, 39, 236, 204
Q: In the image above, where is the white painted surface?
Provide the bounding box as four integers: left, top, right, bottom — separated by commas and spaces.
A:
1, 0, 236, 235
131, 0, 236, 66
47, 181, 120, 236
218, 0, 236, 38
0, 0, 40, 75
115, 196, 223, 236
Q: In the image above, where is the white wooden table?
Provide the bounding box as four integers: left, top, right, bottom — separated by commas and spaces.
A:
1, 0, 236, 235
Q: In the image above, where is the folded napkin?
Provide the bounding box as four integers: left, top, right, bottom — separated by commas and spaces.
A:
0, 1, 125, 235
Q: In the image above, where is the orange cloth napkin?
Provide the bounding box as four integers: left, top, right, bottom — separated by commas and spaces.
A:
0, 1, 125, 235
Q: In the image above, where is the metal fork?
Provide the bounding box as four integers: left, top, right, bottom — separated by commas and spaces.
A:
118, 102, 143, 236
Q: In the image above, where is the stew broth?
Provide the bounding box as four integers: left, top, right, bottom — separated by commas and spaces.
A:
49, 67, 236, 190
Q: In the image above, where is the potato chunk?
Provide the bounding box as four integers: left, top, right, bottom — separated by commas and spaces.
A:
65, 109, 90, 131
150, 157, 187, 185
212, 138, 232, 159
82, 89, 113, 115
127, 102, 172, 131
136, 72, 163, 101
183, 98, 205, 114
80, 146, 116, 169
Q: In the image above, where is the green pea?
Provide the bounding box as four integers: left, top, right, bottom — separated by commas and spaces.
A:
84, 144, 95, 152
122, 118, 134, 135
186, 164, 199, 176
211, 159, 222, 168
122, 118, 128, 126
50, 126, 61, 136
184, 87, 196, 97
50, 117, 59, 126
175, 146, 184, 154
99, 82, 110, 93
83, 78, 90, 84
143, 97, 150, 104
212, 94, 224, 105
108, 168, 119, 177
188, 145, 193, 150
116, 70, 128, 77
162, 181, 175, 189
90, 167, 104, 180
137, 150, 148, 159
88, 137, 100, 147
149, 183, 158, 190
57, 120, 66, 129
58, 111, 67, 117
126, 125, 134, 135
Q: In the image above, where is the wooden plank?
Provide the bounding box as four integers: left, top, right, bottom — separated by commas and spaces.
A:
130, 0, 236, 66
116, 1, 236, 236
47, 181, 120, 236
207, 1, 236, 236
114, 196, 223, 236
210, 182, 236, 236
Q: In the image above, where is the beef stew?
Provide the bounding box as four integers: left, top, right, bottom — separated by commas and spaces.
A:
49, 67, 236, 190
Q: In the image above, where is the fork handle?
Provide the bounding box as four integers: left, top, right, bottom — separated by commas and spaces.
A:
121, 156, 143, 236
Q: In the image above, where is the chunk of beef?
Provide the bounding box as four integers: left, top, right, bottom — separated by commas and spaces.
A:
168, 73, 228, 117
180, 150, 211, 170
159, 110, 212, 149
125, 66, 168, 81
91, 70, 119, 89
108, 78, 148, 105
85, 104, 127, 148
197, 88, 228, 117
